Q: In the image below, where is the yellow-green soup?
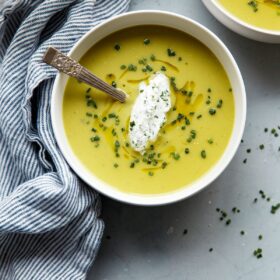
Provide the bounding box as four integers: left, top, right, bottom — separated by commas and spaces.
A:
63, 26, 234, 195
219, 0, 280, 30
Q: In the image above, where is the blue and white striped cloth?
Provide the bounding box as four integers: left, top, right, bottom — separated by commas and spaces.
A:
0, 0, 130, 279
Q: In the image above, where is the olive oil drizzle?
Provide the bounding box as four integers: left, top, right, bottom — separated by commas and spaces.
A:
83, 38, 226, 176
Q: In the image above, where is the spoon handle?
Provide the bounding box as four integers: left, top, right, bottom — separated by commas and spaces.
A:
43, 47, 126, 103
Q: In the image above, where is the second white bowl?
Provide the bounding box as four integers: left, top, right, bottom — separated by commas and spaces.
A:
202, 0, 280, 43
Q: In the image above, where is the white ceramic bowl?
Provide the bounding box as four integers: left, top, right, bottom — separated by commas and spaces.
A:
202, 0, 280, 43
51, 11, 246, 206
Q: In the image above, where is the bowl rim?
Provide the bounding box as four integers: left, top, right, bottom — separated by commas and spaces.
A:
203, 0, 280, 36
51, 10, 246, 206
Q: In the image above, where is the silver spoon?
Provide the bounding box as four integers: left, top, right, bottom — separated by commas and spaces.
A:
43, 47, 127, 103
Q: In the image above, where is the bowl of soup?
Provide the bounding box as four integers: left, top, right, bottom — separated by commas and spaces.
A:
51, 11, 246, 206
202, 0, 280, 43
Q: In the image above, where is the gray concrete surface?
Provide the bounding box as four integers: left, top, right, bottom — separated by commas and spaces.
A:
2, 0, 279, 279
87, 1, 280, 280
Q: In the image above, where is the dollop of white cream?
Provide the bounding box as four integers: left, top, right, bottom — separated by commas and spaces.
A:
129, 72, 171, 153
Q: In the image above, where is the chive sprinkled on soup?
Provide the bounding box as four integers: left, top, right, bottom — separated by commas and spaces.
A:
63, 26, 234, 195
218, 0, 280, 30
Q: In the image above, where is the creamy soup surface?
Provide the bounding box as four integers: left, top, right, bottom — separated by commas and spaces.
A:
218, 0, 280, 30
63, 26, 235, 195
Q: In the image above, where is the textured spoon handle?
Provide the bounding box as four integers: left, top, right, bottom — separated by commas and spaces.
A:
43, 47, 126, 103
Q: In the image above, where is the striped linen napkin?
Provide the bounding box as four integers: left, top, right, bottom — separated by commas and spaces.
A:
0, 0, 130, 279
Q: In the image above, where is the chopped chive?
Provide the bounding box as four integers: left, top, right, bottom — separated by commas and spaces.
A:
209, 108, 216, 115
128, 64, 137, 71
87, 99, 97, 109
145, 64, 153, 72
108, 113, 116, 118
115, 140, 120, 148
90, 135, 100, 142
253, 248, 263, 259
271, 203, 280, 214
187, 137, 192, 143
114, 43, 120, 51
201, 150, 206, 159
143, 38, 150, 45
225, 219, 231, 226
170, 152, 180, 160
248, 0, 258, 12
130, 121, 135, 129
138, 58, 147, 65
217, 99, 223, 108
185, 117, 190, 125
167, 48, 176, 56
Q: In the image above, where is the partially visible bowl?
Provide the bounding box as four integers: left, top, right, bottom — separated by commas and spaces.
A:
202, 0, 280, 43
51, 10, 246, 206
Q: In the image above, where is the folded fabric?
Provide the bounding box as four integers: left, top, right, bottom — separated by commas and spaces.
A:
0, 0, 130, 279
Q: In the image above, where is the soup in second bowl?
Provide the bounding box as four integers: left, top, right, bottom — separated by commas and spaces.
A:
63, 26, 234, 195
218, 0, 280, 31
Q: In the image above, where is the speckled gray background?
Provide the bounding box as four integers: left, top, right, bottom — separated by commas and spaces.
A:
87, 1, 280, 280
1, 0, 279, 279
